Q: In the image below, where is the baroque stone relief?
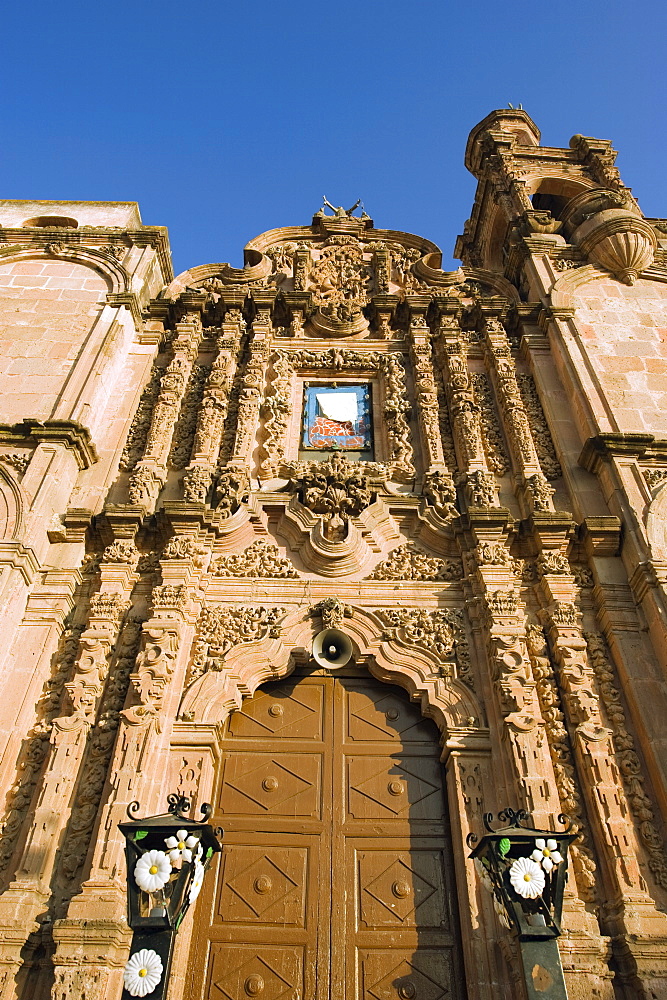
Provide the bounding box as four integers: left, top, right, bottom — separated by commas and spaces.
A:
211, 540, 298, 578
189, 605, 286, 682
367, 543, 463, 581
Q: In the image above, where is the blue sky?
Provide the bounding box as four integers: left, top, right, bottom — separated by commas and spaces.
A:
2, 0, 664, 275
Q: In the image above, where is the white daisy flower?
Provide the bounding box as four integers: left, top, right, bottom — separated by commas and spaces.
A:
530, 838, 563, 873
493, 894, 511, 929
509, 856, 545, 899
165, 828, 199, 864
188, 858, 205, 904
123, 948, 163, 997
134, 850, 172, 893
474, 859, 494, 893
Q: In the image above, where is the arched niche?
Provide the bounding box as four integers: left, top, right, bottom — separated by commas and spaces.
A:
0, 466, 24, 541
178, 604, 486, 744
647, 480, 667, 559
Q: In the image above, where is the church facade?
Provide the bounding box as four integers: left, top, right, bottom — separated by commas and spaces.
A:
0, 109, 666, 999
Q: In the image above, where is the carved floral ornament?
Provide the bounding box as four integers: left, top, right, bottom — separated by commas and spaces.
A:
183, 601, 480, 733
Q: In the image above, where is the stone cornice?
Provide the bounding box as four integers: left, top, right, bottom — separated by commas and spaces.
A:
0, 419, 98, 469
579, 433, 664, 472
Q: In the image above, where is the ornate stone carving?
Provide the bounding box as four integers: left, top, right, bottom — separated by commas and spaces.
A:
409, 334, 447, 470
169, 363, 210, 469
642, 467, 667, 491
524, 472, 555, 511
572, 564, 595, 589
585, 632, 667, 889
308, 238, 370, 328
0, 452, 29, 476
436, 333, 486, 470
211, 540, 298, 578
376, 608, 473, 687
285, 452, 375, 541
311, 597, 352, 629
0, 624, 84, 872
190, 605, 285, 680
127, 465, 163, 506
367, 543, 462, 581
120, 363, 163, 472
57, 617, 144, 887
162, 535, 208, 567
260, 350, 293, 479
475, 542, 511, 566
517, 375, 562, 479
183, 465, 213, 504
151, 584, 188, 614
52, 966, 110, 1000
465, 470, 498, 508
232, 338, 270, 462
272, 349, 414, 478
422, 471, 459, 518
470, 373, 510, 475
525, 625, 598, 901
101, 539, 139, 565
123, 626, 179, 725
536, 551, 570, 576
88, 593, 130, 623
214, 465, 250, 517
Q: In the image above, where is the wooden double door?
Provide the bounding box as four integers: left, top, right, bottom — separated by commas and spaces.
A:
192, 669, 466, 1000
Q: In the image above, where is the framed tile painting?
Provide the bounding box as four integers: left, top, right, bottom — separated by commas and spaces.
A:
301, 384, 372, 454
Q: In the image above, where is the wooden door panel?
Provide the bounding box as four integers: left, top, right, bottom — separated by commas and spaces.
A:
227, 684, 324, 741
359, 950, 455, 1000
206, 944, 303, 1000
347, 756, 444, 820
218, 753, 322, 818
216, 843, 309, 927
346, 687, 436, 744
357, 848, 449, 929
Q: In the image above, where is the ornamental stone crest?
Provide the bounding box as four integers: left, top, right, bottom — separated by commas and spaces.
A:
285, 453, 375, 541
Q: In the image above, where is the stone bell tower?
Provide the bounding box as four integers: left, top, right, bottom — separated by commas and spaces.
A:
0, 111, 666, 1000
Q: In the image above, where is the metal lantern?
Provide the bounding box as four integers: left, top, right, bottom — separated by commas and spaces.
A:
119, 793, 222, 1000
468, 808, 577, 1000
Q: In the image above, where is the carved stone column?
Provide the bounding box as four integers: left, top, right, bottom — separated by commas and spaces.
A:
0, 552, 136, 999
230, 307, 271, 469
183, 312, 243, 503
129, 317, 201, 508
48, 543, 208, 1000
482, 316, 554, 516
540, 597, 667, 995
259, 349, 293, 481
408, 308, 452, 477
435, 315, 498, 508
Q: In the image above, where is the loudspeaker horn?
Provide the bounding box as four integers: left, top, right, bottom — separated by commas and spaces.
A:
312, 628, 353, 669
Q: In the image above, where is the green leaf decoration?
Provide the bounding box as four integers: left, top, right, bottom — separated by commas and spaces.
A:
134, 830, 148, 842
498, 838, 511, 857
206, 847, 213, 859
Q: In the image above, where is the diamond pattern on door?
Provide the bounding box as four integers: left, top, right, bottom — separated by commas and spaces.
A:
228, 685, 323, 741
347, 689, 434, 743
348, 757, 442, 818
219, 753, 321, 816
209, 946, 301, 1000
219, 846, 306, 924
361, 953, 452, 1000
359, 853, 446, 926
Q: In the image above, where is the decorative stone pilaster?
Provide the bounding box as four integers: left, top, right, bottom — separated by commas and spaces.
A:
259, 349, 293, 480
482, 316, 552, 515
0, 553, 135, 999
230, 308, 271, 467
48, 541, 209, 1000
539, 598, 667, 993
435, 315, 498, 508
408, 309, 451, 476
183, 319, 242, 502
129, 317, 201, 508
